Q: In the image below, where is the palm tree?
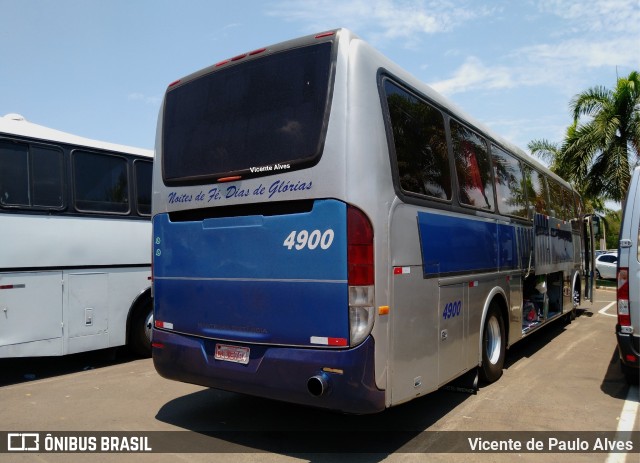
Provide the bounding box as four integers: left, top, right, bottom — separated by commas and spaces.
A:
527, 123, 577, 181
562, 70, 640, 202
528, 126, 606, 214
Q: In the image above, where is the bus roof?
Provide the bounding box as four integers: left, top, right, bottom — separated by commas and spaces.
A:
0, 113, 153, 158
161, 27, 573, 193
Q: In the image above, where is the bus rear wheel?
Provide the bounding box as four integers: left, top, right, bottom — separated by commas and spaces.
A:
130, 297, 153, 358
480, 303, 505, 384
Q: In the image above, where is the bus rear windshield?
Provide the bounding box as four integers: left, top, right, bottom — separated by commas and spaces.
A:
162, 42, 334, 185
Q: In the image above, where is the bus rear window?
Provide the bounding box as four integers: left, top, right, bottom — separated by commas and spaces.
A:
162, 42, 334, 185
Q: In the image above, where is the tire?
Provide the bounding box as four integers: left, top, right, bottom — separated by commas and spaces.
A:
568, 285, 580, 321
130, 297, 153, 357
595, 269, 602, 280
480, 303, 506, 384
572, 285, 580, 309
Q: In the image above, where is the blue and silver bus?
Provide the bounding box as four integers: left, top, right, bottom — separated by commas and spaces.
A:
151, 29, 594, 413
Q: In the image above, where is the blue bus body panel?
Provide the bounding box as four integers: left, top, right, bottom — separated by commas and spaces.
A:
153, 199, 349, 347
418, 211, 519, 276
152, 329, 385, 414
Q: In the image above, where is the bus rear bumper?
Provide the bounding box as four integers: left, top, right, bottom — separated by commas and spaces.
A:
152, 329, 386, 414
616, 329, 639, 371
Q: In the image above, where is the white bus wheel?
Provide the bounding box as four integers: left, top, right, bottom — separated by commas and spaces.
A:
130, 298, 153, 357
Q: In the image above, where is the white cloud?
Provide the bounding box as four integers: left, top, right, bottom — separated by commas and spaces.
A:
266, 0, 495, 47
429, 56, 515, 95
128, 93, 161, 106
536, 0, 640, 34
267, 0, 638, 96
432, 0, 639, 97
518, 38, 639, 71
222, 23, 241, 31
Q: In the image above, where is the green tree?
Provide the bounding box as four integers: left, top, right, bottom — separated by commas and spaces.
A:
527, 124, 576, 181
528, 126, 606, 214
603, 209, 622, 250
563, 70, 640, 202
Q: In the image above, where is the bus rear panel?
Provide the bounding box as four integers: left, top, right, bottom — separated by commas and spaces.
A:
153, 200, 384, 413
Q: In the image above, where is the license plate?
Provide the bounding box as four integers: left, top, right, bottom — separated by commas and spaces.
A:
214, 344, 250, 365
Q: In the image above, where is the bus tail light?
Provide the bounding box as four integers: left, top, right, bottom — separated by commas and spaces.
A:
347, 206, 375, 347
617, 268, 633, 332
315, 31, 335, 39
349, 286, 375, 347
347, 206, 374, 286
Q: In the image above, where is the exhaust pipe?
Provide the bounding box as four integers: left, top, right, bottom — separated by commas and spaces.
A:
307, 373, 330, 397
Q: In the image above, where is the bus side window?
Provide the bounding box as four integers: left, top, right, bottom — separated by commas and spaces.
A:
0, 140, 63, 209
524, 166, 549, 216
31, 145, 64, 208
0, 140, 29, 206
574, 192, 583, 219
451, 120, 495, 211
383, 80, 451, 201
134, 160, 152, 216
562, 188, 576, 220
491, 146, 527, 218
547, 179, 565, 220
73, 150, 130, 214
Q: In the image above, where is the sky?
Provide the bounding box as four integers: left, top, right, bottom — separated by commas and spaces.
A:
1, 0, 639, 161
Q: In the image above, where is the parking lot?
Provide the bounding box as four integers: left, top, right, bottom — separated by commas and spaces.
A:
0, 289, 637, 463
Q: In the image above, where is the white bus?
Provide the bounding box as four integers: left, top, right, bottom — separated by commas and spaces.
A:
0, 114, 153, 358
151, 29, 594, 413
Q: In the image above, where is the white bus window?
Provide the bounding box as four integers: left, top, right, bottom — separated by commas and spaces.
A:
562, 188, 576, 220
525, 166, 549, 215
0, 140, 29, 206
547, 179, 565, 220
134, 160, 152, 216
73, 150, 129, 214
492, 145, 527, 218
384, 80, 451, 200
451, 120, 494, 211
0, 140, 63, 208
574, 191, 583, 218
31, 145, 64, 208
